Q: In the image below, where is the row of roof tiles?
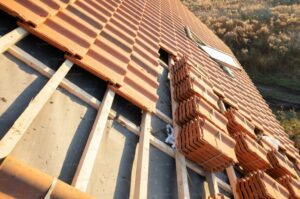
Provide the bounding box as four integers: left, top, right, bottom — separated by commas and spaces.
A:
0, 156, 94, 199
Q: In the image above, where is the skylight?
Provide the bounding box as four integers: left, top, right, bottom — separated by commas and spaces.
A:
200, 45, 241, 69
185, 26, 241, 70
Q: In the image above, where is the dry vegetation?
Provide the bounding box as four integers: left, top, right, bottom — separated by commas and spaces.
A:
181, 0, 300, 147
182, 0, 300, 74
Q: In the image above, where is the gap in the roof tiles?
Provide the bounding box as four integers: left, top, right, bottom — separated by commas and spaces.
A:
151, 115, 169, 143
159, 48, 169, 66
187, 168, 206, 199
148, 146, 178, 199
219, 187, 234, 199
234, 166, 244, 179
156, 67, 172, 118
111, 95, 142, 127
223, 101, 232, 111
15, 34, 65, 71
0, 10, 17, 36
65, 65, 107, 102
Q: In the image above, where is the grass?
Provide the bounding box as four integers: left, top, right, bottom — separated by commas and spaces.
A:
277, 110, 300, 141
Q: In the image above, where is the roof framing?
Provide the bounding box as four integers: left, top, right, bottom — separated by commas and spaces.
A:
0, 27, 234, 198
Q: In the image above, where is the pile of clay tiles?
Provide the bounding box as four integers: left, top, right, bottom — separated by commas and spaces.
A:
225, 108, 274, 173
225, 108, 256, 139
237, 171, 290, 199
234, 133, 271, 172
267, 150, 298, 179
0, 156, 94, 199
172, 56, 237, 172
278, 175, 300, 199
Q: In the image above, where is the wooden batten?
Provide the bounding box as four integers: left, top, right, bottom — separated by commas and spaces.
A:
169, 57, 190, 199
0, 27, 28, 54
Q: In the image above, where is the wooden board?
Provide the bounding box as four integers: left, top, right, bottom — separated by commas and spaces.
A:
133, 112, 151, 199
72, 88, 115, 191
169, 57, 190, 199
0, 27, 28, 53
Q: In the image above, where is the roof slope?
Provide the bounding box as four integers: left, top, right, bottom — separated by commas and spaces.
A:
0, 0, 299, 197
0, 0, 298, 163
0, 0, 233, 113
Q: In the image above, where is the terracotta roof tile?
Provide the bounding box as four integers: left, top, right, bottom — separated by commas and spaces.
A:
0, 156, 95, 199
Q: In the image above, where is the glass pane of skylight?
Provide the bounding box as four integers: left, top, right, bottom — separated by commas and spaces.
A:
200, 45, 241, 69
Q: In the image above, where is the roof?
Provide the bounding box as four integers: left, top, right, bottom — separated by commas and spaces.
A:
0, 0, 299, 198
0, 0, 234, 113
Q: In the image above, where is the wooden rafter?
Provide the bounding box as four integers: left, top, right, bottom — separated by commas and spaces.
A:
206, 173, 220, 197
5, 39, 233, 195
72, 88, 115, 191
226, 166, 239, 199
133, 112, 151, 199
169, 57, 190, 199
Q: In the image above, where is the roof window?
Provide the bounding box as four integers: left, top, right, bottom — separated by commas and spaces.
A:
200, 45, 241, 69
185, 26, 241, 71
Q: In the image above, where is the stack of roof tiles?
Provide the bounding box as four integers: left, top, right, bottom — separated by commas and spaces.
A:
267, 150, 298, 179
278, 175, 300, 199
173, 57, 237, 172
237, 171, 290, 199
234, 133, 271, 172
225, 108, 256, 139
225, 108, 275, 173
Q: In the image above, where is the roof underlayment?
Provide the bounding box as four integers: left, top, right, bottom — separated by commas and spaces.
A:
0, 0, 299, 198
